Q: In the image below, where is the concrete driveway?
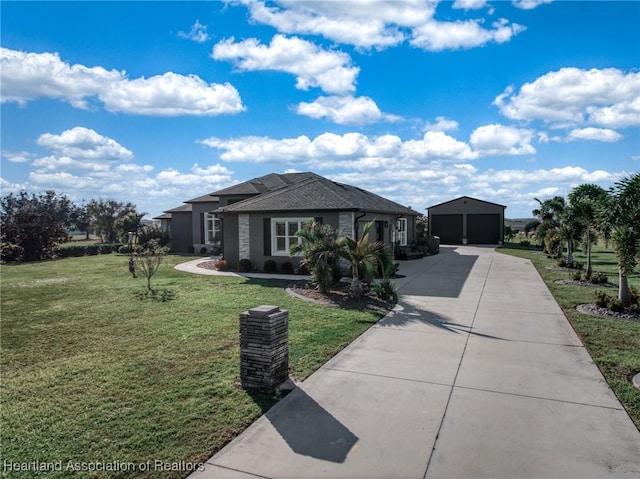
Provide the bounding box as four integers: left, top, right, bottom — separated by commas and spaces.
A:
190, 245, 640, 479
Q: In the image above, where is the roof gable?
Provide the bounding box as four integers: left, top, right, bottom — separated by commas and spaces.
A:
427, 196, 506, 210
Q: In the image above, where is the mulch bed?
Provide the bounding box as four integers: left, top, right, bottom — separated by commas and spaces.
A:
577, 304, 640, 322
195, 259, 395, 312
287, 280, 396, 312
555, 279, 616, 288
197, 260, 222, 270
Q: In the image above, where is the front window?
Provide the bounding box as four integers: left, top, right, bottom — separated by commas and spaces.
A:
272, 218, 311, 255
396, 218, 407, 246
205, 213, 221, 246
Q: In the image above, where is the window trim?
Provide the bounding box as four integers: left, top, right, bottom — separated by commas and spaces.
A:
396, 217, 408, 246
270, 217, 312, 256
204, 212, 221, 245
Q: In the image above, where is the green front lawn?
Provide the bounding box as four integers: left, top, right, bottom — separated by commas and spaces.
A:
499, 243, 640, 429
1, 254, 383, 478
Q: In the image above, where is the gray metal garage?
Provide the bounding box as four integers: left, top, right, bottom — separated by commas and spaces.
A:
427, 196, 506, 245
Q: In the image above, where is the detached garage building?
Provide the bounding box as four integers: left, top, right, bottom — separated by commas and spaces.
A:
428, 196, 506, 245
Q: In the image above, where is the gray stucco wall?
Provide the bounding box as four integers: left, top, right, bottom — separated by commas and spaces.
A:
168, 211, 193, 253
221, 214, 239, 269
190, 202, 219, 246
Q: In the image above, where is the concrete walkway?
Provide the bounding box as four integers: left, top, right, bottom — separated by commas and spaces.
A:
188, 245, 640, 479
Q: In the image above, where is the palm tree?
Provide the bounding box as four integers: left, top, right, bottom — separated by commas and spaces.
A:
290, 221, 341, 293
338, 221, 388, 296
532, 196, 566, 257
568, 184, 607, 279
598, 173, 640, 306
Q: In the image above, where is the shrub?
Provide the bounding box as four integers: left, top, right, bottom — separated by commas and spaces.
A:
594, 290, 610, 308
263, 259, 277, 274
568, 260, 583, 270
0, 242, 24, 263
137, 224, 170, 247
214, 258, 228, 271
520, 240, 530, 247
557, 258, 567, 268
57, 243, 121, 258
280, 262, 294, 274
372, 278, 398, 303
238, 258, 252, 273
570, 270, 583, 281
608, 297, 624, 312
590, 272, 608, 284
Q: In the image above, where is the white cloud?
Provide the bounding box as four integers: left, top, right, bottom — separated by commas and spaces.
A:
494, 67, 640, 128
587, 97, 640, 129
212, 35, 359, 95
567, 127, 623, 143
100, 72, 245, 116
32, 155, 111, 172
512, 0, 553, 10
453, 0, 488, 10
238, 0, 422, 50
403, 131, 478, 160
234, 0, 523, 51
411, 17, 525, 51
177, 20, 211, 43
201, 130, 478, 165
470, 124, 536, 155
37, 127, 133, 161
424, 116, 459, 132
473, 166, 619, 189
295, 95, 400, 125
1, 150, 34, 163
0, 48, 245, 116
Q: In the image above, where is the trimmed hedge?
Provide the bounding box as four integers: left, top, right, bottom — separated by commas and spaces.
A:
56, 243, 122, 258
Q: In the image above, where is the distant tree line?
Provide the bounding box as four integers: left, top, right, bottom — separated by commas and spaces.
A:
0, 190, 144, 262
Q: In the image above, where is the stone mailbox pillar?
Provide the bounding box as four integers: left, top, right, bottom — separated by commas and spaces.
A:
239, 305, 289, 394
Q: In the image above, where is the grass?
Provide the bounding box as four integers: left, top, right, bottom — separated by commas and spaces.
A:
498, 242, 640, 429
1, 254, 383, 478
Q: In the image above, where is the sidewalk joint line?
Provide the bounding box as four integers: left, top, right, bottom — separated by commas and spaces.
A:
453, 384, 624, 411
206, 463, 273, 479
324, 366, 453, 388
422, 256, 493, 479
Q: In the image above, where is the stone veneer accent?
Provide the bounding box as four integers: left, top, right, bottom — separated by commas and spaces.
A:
238, 213, 250, 260
338, 211, 354, 238
239, 305, 289, 394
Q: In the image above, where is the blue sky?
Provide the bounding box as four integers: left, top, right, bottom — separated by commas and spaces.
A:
1, 1, 638, 219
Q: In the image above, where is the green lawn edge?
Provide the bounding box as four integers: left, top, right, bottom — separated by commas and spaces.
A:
1, 254, 384, 479
497, 243, 640, 430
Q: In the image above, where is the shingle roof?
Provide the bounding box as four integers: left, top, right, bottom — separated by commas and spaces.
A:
216, 174, 420, 216
184, 194, 220, 204
165, 204, 193, 213
210, 172, 317, 196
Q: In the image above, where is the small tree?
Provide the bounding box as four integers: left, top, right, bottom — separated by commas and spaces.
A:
87, 199, 137, 243
523, 220, 540, 239
290, 221, 341, 293
568, 184, 607, 280
598, 173, 640, 306
338, 221, 388, 296
504, 225, 516, 242
133, 240, 168, 293
137, 224, 171, 248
